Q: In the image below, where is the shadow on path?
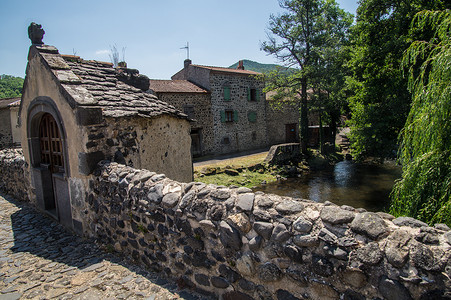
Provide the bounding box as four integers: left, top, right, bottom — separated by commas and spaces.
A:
0, 191, 212, 300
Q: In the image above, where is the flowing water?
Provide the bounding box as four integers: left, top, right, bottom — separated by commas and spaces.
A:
253, 160, 402, 212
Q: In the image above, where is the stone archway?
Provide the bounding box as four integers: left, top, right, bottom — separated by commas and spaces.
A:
27, 97, 73, 229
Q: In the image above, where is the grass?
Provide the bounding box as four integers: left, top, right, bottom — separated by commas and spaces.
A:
193, 148, 343, 188
193, 152, 268, 171
195, 170, 276, 188
194, 152, 277, 188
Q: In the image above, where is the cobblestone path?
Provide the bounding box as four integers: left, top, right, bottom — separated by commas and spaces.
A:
0, 193, 208, 300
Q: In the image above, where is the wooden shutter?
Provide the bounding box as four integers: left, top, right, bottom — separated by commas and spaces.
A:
224, 87, 231, 101
248, 111, 257, 123
233, 111, 239, 122
220, 111, 226, 123
256, 89, 260, 101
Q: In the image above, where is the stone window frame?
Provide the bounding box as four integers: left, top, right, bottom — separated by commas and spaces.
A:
220, 109, 238, 123
252, 131, 257, 141
183, 104, 195, 120
247, 87, 260, 102
225, 109, 234, 122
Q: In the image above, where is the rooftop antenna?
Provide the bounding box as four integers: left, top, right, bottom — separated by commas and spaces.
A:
180, 42, 189, 60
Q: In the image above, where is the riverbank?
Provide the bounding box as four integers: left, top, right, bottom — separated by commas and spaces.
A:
193, 148, 344, 188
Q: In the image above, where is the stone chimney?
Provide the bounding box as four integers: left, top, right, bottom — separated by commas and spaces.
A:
237, 60, 244, 70
184, 59, 192, 69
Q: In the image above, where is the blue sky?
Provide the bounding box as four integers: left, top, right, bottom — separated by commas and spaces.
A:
0, 0, 358, 80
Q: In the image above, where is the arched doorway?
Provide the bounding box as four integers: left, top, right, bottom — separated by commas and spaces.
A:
27, 98, 73, 230
38, 113, 64, 214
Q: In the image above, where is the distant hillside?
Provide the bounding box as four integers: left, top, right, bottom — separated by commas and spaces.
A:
228, 60, 282, 73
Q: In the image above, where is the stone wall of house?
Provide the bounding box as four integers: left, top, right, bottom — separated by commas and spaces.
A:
84, 161, 451, 300
172, 63, 211, 91
157, 93, 215, 156
266, 102, 326, 147
0, 108, 13, 148
266, 101, 300, 145
82, 115, 193, 183
210, 74, 268, 154
0, 149, 29, 201
10, 106, 21, 145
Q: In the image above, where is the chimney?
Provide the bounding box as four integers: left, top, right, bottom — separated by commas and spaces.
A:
184, 59, 192, 69
237, 60, 244, 70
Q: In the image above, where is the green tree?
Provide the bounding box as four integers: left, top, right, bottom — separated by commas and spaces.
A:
262, 0, 353, 154
390, 10, 451, 226
0, 75, 24, 99
309, 37, 353, 153
346, 0, 447, 160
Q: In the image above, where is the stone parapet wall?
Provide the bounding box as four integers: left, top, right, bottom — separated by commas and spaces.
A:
0, 148, 29, 201
86, 161, 451, 300
264, 143, 302, 165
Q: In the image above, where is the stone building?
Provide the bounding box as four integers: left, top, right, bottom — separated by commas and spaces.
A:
0, 97, 21, 148
19, 24, 192, 233
159, 60, 331, 155
266, 95, 300, 145
148, 79, 212, 157
266, 90, 333, 147
171, 60, 267, 155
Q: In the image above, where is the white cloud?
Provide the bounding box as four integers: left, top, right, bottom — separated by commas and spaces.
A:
95, 49, 109, 55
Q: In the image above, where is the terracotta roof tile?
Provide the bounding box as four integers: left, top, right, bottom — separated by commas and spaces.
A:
149, 80, 208, 93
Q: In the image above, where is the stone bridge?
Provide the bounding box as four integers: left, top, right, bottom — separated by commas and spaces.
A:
1, 148, 450, 300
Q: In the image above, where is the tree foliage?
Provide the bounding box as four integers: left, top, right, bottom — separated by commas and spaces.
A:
262, 0, 353, 154
346, 0, 447, 160
0, 74, 24, 99
390, 10, 451, 225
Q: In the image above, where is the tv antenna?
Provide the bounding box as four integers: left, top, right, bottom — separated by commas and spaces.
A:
180, 42, 189, 60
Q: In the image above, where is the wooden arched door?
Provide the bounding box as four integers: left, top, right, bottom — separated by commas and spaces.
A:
39, 113, 64, 174
37, 113, 71, 226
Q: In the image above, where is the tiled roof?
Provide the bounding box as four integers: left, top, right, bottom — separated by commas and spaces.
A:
149, 80, 208, 93
34, 45, 186, 119
0, 98, 21, 109
192, 64, 261, 76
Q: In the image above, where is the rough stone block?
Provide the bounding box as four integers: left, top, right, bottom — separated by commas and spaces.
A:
350, 212, 388, 240
236, 193, 255, 212
78, 151, 105, 175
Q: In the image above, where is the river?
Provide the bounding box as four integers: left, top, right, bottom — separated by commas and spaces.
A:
253, 160, 402, 212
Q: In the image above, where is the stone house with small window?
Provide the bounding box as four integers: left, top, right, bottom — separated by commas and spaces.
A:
19, 25, 192, 233
148, 79, 212, 157
170, 60, 267, 155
